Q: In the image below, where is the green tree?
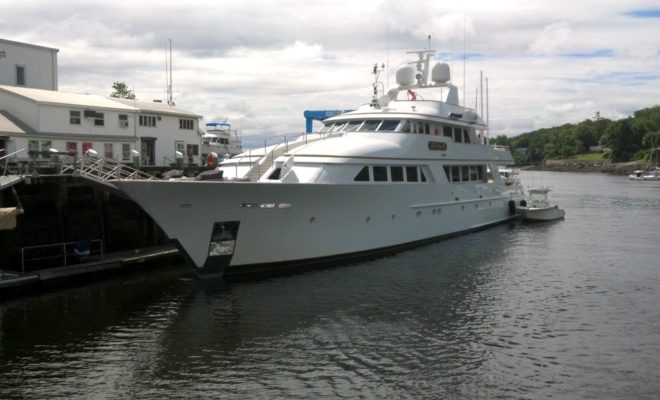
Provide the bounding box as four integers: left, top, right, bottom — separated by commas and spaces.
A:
110, 81, 136, 99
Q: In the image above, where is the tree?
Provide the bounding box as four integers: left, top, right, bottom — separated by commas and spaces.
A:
110, 81, 136, 99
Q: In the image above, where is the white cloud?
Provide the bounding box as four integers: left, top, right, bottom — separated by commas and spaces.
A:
1, 0, 659, 140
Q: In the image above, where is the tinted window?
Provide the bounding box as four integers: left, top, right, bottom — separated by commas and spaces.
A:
463, 129, 471, 143
360, 120, 381, 131
373, 166, 388, 181
443, 126, 452, 137
454, 128, 463, 143
345, 121, 363, 131
354, 166, 370, 181
461, 166, 469, 181
420, 169, 427, 182
443, 166, 451, 180
395, 120, 410, 133
451, 166, 460, 182
379, 120, 400, 131
391, 166, 404, 182
406, 166, 418, 182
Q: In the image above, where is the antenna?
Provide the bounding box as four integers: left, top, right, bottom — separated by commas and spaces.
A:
486, 77, 489, 143
167, 39, 174, 106
463, 13, 466, 107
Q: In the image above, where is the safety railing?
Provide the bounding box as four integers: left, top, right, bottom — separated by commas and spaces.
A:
0, 148, 26, 176
21, 239, 104, 273
71, 154, 155, 182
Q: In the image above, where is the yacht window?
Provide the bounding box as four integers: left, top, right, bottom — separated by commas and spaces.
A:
406, 166, 418, 182
451, 166, 460, 182
463, 129, 471, 143
454, 128, 463, 143
391, 166, 404, 182
397, 120, 411, 133
420, 169, 427, 182
345, 120, 363, 131
354, 166, 370, 181
318, 124, 331, 133
359, 120, 382, 131
443, 126, 453, 138
461, 166, 469, 181
470, 166, 478, 181
443, 166, 451, 181
373, 166, 388, 181
330, 122, 347, 132
379, 120, 400, 132
478, 165, 485, 181
424, 123, 430, 134
268, 168, 282, 180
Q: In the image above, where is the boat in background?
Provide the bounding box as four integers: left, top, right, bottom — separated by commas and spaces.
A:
201, 121, 243, 160
517, 187, 565, 221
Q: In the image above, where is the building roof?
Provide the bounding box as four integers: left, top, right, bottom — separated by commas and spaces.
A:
112, 98, 202, 118
0, 38, 59, 53
0, 110, 32, 135
0, 85, 138, 111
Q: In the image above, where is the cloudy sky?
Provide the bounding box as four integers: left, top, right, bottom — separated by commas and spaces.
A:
2, 0, 659, 146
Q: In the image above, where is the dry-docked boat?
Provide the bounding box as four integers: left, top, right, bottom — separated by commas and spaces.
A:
114, 51, 523, 278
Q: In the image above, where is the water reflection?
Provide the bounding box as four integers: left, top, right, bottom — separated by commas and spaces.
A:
2, 171, 660, 399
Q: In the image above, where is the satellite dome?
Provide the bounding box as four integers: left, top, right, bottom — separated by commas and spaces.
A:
396, 65, 416, 86
432, 62, 451, 84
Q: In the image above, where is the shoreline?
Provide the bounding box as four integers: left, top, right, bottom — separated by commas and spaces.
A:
524, 160, 650, 175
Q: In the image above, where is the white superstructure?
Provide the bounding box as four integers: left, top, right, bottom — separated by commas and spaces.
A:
114, 51, 523, 278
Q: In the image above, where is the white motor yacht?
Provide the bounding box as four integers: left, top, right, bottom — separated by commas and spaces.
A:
114, 51, 524, 278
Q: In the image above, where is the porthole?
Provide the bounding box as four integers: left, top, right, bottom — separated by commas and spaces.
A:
309, 217, 316, 223
416, 211, 422, 217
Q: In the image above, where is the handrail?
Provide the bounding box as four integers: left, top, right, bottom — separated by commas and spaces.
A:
1, 148, 26, 176
21, 239, 104, 273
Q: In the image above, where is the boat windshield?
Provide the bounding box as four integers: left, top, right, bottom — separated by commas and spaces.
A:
359, 120, 382, 131
345, 120, 363, 132
379, 120, 400, 132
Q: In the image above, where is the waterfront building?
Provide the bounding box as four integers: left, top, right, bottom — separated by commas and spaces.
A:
0, 85, 202, 166
0, 38, 58, 91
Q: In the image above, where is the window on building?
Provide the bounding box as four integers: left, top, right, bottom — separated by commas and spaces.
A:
139, 115, 157, 127
94, 113, 105, 126
391, 166, 404, 182
179, 119, 194, 130
70, 111, 81, 125
373, 166, 388, 181
82, 142, 93, 155
119, 114, 129, 128
122, 144, 131, 161
406, 166, 419, 182
104, 143, 113, 159
67, 142, 77, 155
16, 65, 26, 86
354, 166, 370, 181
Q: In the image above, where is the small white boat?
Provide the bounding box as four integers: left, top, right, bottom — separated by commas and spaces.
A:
516, 187, 565, 221
629, 170, 645, 180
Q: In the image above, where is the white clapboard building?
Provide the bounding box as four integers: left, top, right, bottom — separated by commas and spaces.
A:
0, 38, 203, 166
0, 85, 202, 166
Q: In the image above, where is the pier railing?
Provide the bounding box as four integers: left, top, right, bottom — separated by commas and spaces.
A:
63, 154, 155, 182
21, 239, 104, 273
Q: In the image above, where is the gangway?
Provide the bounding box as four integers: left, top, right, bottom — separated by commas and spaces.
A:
0, 149, 26, 190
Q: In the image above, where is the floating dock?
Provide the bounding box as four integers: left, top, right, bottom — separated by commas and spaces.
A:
0, 244, 181, 296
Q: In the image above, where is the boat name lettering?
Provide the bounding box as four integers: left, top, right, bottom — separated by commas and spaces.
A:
428, 141, 448, 151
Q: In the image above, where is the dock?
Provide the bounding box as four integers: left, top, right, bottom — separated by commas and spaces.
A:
0, 244, 181, 295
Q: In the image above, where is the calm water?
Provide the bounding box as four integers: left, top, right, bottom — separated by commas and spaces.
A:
1, 171, 659, 399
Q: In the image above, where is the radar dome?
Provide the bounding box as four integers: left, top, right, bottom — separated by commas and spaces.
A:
396, 65, 416, 86
432, 63, 451, 84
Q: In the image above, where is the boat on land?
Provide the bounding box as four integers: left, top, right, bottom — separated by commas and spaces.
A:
516, 187, 565, 221
114, 50, 523, 278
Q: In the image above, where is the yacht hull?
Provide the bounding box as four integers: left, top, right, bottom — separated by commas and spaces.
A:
115, 180, 519, 277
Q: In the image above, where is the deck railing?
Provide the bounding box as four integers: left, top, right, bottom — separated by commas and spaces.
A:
21, 239, 104, 273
